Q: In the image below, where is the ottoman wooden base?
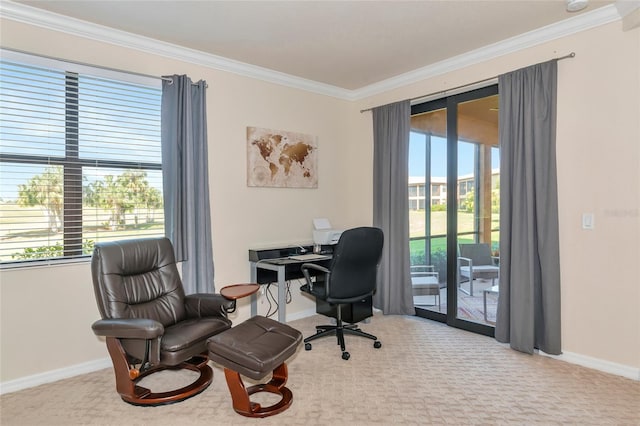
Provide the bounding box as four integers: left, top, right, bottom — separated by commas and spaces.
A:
224, 363, 292, 418
207, 315, 302, 418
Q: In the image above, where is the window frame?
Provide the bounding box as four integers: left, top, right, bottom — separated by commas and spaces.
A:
0, 50, 163, 268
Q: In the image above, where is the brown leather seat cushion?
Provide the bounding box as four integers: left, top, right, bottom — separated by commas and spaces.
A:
207, 316, 302, 380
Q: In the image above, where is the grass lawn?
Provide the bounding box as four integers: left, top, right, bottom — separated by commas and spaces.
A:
0, 202, 163, 262
409, 209, 498, 237
409, 209, 499, 263
1, 204, 497, 263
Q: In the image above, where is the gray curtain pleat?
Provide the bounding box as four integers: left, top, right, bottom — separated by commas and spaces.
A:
372, 100, 415, 315
161, 75, 215, 294
495, 60, 562, 355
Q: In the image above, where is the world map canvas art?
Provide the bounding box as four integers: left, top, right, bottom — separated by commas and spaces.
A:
247, 127, 318, 188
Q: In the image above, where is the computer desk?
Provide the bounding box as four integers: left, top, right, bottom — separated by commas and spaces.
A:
249, 247, 332, 323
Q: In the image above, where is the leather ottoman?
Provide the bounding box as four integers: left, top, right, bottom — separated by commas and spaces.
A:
207, 315, 302, 417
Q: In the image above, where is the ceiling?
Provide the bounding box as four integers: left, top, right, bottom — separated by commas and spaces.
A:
11, 1, 617, 91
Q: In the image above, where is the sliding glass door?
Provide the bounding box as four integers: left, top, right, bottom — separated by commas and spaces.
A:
409, 100, 448, 316
409, 85, 499, 336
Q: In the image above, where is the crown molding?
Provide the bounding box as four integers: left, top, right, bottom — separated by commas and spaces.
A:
0, 1, 626, 102
0, 1, 351, 99
351, 4, 623, 100
616, 0, 640, 18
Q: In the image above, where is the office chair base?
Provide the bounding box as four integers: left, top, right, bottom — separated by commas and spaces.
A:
106, 338, 213, 406
303, 323, 381, 359
223, 363, 293, 418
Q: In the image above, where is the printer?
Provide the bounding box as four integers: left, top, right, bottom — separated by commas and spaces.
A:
312, 218, 343, 245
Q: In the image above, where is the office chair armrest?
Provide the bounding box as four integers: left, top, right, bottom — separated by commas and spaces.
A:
301, 263, 330, 274
301, 262, 330, 291
92, 318, 164, 339
185, 293, 234, 318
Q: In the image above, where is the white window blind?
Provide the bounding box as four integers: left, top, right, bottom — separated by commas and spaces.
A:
0, 52, 163, 266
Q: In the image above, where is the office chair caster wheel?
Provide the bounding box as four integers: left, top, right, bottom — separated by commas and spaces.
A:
374, 341, 382, 349
342, 351, 350, 360
305, 343, 312, 351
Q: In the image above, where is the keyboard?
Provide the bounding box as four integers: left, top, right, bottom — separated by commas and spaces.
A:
289, 253, 330, 261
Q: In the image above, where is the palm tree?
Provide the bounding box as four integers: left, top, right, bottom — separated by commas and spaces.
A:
84, 175, 133, 229
18, 166, 63, 232
120, 171, 149, 225
84, 171, 161, 229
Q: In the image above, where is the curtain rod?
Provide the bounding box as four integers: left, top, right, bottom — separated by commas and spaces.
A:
1, 47, 207, 87
360, 52, 575, 113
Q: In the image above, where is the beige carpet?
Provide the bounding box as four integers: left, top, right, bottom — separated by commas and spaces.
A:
1, 314, 639, 425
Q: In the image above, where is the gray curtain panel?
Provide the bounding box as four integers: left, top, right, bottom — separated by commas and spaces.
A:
372, 100, 415, 315
161, 75, 215, 294
495, 60, 562, 355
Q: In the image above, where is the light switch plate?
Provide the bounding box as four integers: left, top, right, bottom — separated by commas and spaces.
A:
582, 213, 594, 230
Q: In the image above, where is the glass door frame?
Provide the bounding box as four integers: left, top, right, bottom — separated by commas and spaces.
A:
412, 84, 498, 337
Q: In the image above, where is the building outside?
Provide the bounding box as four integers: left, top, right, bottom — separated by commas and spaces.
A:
408, 169, 500, 211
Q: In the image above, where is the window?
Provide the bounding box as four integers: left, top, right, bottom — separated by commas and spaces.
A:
0, 51, 163, 265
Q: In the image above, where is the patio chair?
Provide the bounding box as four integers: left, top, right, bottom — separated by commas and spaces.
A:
411, 265, 441, 309
457, 243, 499, 296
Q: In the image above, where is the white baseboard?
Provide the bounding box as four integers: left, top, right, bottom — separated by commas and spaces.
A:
0, 309, 315, 395
538, 350, 640, 381
0, 357, 112, 395
286, 307, 316, 322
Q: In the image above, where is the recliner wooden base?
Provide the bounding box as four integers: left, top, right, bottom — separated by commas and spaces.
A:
106, 337, 213, 406
223, 363, 293, 418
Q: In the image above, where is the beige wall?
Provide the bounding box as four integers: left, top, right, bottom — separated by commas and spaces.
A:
0, 19, 368, 383
1, 17, 638, 384
354, 21, 640, 370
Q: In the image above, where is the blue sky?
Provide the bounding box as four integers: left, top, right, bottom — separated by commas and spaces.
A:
409, 132, 499, 177
0, 61, 161, 200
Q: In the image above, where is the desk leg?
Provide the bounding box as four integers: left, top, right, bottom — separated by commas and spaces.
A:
483, 290, 488, 322
277, 265, 286, 323
250, 262, 258, 318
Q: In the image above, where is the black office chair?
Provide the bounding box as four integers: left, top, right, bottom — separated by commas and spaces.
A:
300, 226, 384, 360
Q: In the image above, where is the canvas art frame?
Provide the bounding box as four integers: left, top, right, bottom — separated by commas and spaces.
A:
246, 126, 318, 188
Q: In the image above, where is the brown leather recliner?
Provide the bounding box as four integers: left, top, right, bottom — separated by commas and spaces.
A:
91, 237, 234, 406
